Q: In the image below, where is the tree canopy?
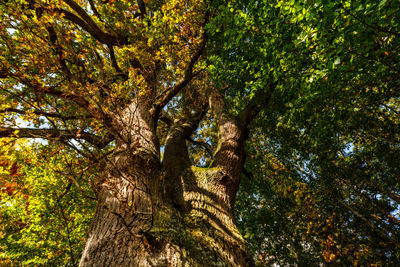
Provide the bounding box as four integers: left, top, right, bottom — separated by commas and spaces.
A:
1, 0, 399, 265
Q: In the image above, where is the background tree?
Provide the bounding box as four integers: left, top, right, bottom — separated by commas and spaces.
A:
0, 139, 94, 266
1, 0, 399, 266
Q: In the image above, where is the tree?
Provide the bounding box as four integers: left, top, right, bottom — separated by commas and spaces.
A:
0, 0, 258, 265
1, 0, 399, 266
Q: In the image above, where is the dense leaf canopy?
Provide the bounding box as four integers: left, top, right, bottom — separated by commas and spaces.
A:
1, 0, 399, 265
211, 0, 400, 264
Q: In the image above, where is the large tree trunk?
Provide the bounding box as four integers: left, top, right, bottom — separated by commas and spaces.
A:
80, 164, 252, 266
79, 100, 253, 266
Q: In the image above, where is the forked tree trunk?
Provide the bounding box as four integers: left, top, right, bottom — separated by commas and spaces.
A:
79, 163, 252, 266
79, 99, 253, 266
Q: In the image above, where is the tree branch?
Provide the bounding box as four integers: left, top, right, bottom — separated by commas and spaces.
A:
88, 0, 103, 22
344, 8, 400, 37
186, 137, 213, 157
337, 199, 399, 246
152, 11, 209, 117
237, 82, 276, 126
159, 112, 173, 127
0, 107, 92, 120
0, 127, 110, 148
55, 182, 77, 267
162, 105, 208, 180
25, 1, 123, 45
47, 25, 72, 79
108, 45, 128, 76
52, 5, 128, 45
6, 70, 106, 121
63, 0, 108, 36
137, 0, 147, 19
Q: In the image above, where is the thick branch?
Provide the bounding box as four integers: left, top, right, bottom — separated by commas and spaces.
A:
0, 127, 110, 147
63, 0, 110, 37
160, 110, 212, 157
53, 5, 128, 45
159, 112, 173, 127
28, 2, 120, 45
208, 88, 247, 205
181, 106, 209, 137
209, 83, 276, 186
46, 8, 134, 82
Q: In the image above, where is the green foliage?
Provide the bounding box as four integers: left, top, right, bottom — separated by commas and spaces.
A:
0, 140, 95, 266
208, 0, 400, 265
0, 0, 399, 265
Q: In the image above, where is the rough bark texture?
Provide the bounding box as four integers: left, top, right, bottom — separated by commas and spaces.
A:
79, 98, 253, 266
0, 1, 269, 265
80, 165, 251, 266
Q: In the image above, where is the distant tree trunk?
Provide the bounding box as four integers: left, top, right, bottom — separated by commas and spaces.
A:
79, 99, 253, 266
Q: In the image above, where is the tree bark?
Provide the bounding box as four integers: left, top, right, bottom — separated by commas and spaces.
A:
80, 164, 252, 266
79, 100, 253, 266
